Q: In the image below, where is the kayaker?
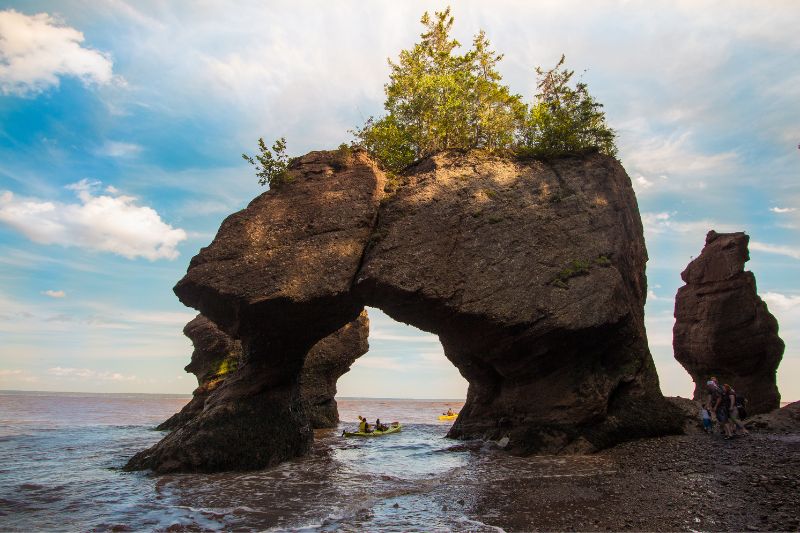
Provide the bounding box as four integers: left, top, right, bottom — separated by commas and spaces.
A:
358, 415, 372, 433
375, 418, 388, 431
444, 407, 455, 416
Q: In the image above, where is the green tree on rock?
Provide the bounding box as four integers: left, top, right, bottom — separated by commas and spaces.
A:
242, 137, 290, 189
354, 7, 525, 172
519, 55, 617, 158
468, 30, 526, 152
249, 8, 619, 186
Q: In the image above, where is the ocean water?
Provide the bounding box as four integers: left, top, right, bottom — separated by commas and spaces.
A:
0, 391, 612, 531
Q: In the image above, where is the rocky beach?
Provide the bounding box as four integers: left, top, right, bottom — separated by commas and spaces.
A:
479, 401, 800, 532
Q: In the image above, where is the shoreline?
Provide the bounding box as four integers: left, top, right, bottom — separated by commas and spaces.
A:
465, 400, 800, 531
468, 431, 799, 531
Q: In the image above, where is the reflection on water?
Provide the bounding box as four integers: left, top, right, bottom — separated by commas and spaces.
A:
0, 392, 613, 531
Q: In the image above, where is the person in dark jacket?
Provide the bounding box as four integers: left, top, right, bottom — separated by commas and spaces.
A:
707, 378, 733, 439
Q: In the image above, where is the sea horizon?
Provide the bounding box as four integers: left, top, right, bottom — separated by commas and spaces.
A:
2, 389, 793, 406
0, 389, 467, 401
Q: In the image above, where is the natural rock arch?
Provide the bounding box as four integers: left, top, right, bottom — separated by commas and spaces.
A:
127, 148, 682, 473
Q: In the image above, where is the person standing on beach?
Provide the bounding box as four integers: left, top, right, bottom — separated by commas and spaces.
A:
724, 384, 750, 436
700, 405, 713, 433
707, 378, 733, 439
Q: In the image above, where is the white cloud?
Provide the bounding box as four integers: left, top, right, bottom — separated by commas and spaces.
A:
0, 369, 39, 384
0, 180, 186, 260
369, 330, 440, 343
647, 289, 672, 303
762, 292, 800, 313
770, 207, 796, 214
0, 9, 114, 95
750, 241, 800, 261
623, 131, 738, 188
356, 356, 405, 371
41, 289, 65, 298
645, 310, 676, 349
641, 211, 740, 236
47, 366, 136, 381
97, 141, 142, 158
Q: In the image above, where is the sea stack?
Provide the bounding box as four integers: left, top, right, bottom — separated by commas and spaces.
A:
127, 148, 682, 473
673, 230, 784, 414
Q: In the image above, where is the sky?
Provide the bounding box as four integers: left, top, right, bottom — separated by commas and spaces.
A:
0, 1, 798, 400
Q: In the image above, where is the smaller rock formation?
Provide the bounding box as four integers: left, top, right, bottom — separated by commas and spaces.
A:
157, 315, 242, 431
746, 401, 800, 433
674, 231, 784, 414
158, 311, 369, 432
301, 310, 369, 428
665, 396, 707, 435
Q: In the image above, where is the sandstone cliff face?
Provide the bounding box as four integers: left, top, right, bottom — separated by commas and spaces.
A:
128, 148, 681, 473
674, 231, 784, 414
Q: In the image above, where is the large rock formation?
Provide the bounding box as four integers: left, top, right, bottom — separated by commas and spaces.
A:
127, 148, 682, 473
157, 311, 369, 432
126, 150, 384, 473
673, 231, 784, 414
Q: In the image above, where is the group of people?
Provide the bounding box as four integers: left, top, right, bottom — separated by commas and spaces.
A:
701, 376, 750, 439
356, 415, 389, 433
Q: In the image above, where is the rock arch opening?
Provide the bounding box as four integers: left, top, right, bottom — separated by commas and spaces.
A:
337, 307, 468, 400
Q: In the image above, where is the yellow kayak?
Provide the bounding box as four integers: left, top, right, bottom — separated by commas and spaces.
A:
343, 422, 402, 437
438, 414, 458, 421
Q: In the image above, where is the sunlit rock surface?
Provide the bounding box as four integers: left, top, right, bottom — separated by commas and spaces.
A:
128, 148, 682, 473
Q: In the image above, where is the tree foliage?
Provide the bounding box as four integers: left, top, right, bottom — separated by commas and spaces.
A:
519, 55, 617, 158
354, 7, 617, 172
242, 137, 290, 188
354, 7, 525, 171
247, 8, 618, 185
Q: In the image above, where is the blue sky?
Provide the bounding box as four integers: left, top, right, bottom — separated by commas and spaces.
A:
0, 1, 798, 400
